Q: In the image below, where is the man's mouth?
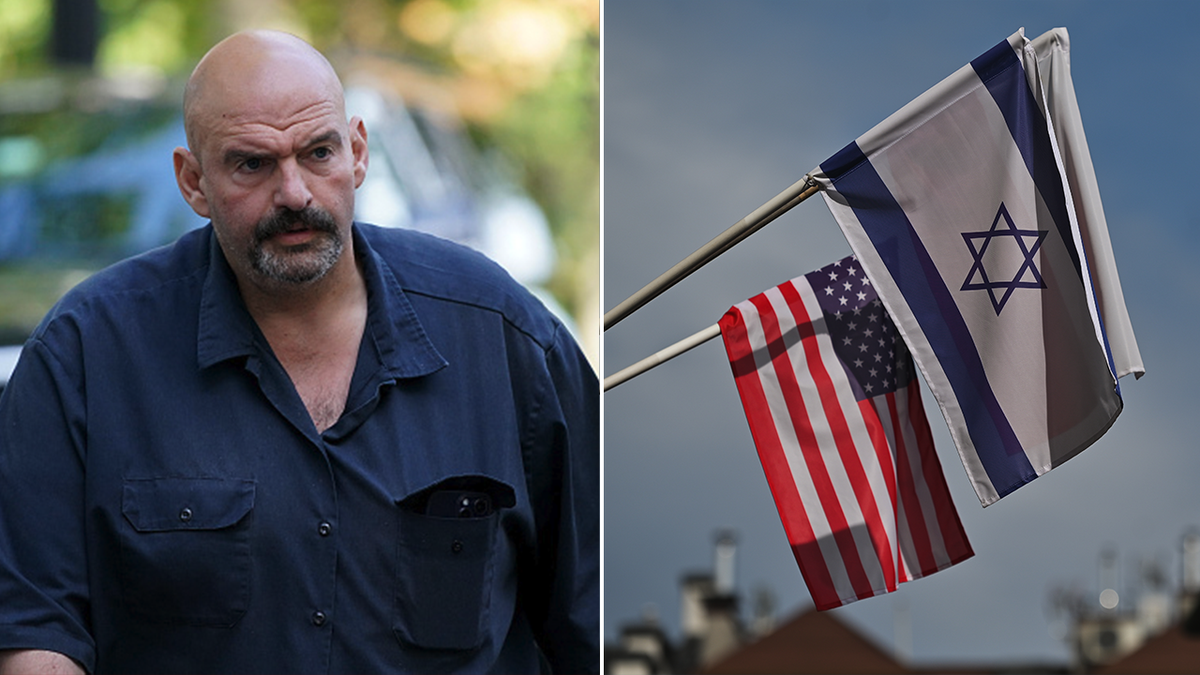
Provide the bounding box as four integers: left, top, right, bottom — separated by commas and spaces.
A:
269, 226, 317, 247
254, 208, 339, 250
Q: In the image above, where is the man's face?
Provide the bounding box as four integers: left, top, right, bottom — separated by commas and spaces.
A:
176, 35, 368, 293
199, 103, 364, 288
198, 98, 364, 288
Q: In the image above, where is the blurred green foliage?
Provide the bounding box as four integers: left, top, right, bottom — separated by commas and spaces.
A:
0, 0, 51, 75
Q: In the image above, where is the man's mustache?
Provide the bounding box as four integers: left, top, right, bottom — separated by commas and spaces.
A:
254, 207, 339, 244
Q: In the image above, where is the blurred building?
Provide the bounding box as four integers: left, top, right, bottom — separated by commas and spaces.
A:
1065, 531, 1200, 673
606, 530, 1200, 674
604, 531, 909, 675
1091, 603, 1200, 674
605, 531, 758, 675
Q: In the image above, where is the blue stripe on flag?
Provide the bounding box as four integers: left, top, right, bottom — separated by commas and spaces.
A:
973, 38, 1120, 391
821, 142, 1037, 498
971, 39, 1082, 279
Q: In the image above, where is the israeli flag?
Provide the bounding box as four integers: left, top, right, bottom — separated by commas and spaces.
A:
810, 28, 1143, 506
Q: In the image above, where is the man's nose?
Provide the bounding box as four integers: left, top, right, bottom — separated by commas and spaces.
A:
274, 158, 313, 211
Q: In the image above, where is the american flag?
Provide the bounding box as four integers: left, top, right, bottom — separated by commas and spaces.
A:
718, 255, 973, 609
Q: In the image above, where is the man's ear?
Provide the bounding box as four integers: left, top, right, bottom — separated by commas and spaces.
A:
349, 116, 369, 189
173, 147, 211, 218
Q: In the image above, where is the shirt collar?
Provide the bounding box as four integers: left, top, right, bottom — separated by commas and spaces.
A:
196, 229, 258, 368
196, 224, 448, 380
354, 225, 448, 380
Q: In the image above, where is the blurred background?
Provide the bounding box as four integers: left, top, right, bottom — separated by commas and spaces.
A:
0, 0, 599, 378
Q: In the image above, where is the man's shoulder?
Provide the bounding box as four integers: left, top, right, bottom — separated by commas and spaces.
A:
358, 224, 559, 344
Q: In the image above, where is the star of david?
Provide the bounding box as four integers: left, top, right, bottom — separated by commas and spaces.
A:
960, 203, 1048, 315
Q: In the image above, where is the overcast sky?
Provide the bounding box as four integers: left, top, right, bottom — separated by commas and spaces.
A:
603, 0, 1200, 664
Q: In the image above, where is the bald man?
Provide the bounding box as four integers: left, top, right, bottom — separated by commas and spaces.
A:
0, 31, 598, 674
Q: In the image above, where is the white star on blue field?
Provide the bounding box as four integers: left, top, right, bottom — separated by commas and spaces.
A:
604, 0, 1200, 664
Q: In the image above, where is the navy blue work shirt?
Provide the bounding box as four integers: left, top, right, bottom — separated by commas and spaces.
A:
0, 223, 599, 674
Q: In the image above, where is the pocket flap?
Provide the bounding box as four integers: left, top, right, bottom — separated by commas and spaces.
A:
123, 477, 256, 532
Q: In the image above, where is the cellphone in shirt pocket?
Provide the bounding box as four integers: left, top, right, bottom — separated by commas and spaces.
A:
424, 490, 494, 518
393, 475, 515, 652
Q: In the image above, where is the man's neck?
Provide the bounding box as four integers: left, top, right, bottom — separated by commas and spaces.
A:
236, 251, 369, 433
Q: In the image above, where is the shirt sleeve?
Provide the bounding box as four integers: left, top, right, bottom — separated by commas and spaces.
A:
522, 322, 600, 674
0, 335, 97, 671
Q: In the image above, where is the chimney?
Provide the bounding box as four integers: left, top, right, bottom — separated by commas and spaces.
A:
750, 585, 777, 637
1182, 529, 1200, 594
680, 573, 715, 640
714, 530, 737, 595
1180, 529, 1200, 629
698, 594, 741, 667
1098, 546, 1120, 612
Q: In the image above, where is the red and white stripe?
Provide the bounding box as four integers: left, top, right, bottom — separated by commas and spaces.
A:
720, 276, 972, 609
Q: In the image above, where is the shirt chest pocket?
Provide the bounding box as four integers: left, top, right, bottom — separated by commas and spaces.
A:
119, 477, 256, 627
393, 476, 516, 653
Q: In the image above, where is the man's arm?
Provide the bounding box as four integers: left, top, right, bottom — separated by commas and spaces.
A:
0, 337, 96, 671
528, 325, 600, 674
0, 650, 86, 675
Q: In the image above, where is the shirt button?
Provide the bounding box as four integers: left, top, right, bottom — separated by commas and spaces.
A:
451, 539, 464, 554
311, 611, 327, 627
179, 507, 193, 523
318, 522, 332, 537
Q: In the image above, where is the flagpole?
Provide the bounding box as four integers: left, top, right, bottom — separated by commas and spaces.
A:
604, 323, 721, 391
604, 175, 820, 331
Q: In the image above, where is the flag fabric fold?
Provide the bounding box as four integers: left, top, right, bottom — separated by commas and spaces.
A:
1028, 29, 1142, 380
809, 28, 1142, 507
719, 256, 972, 610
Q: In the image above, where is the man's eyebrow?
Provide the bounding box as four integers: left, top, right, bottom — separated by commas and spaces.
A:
220, 130, 344, 167
306, 130, 343, 148
223, 148, 265, 166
